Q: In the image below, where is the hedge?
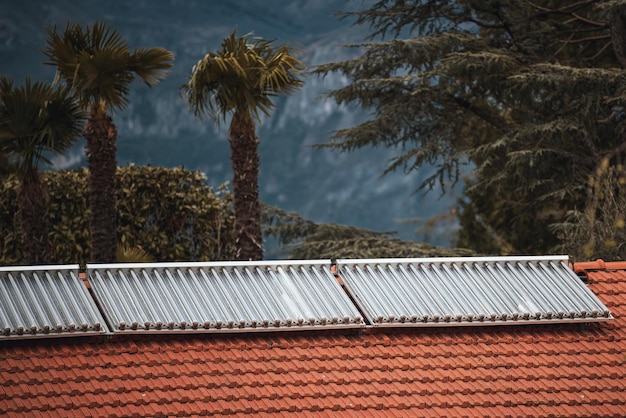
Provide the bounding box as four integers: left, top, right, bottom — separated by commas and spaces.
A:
0, 165, 235, 266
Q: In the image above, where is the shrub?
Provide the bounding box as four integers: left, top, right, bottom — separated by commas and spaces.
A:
0, 165, 235, 266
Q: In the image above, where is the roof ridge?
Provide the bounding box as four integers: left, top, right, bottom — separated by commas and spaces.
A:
573, 259, 626, 273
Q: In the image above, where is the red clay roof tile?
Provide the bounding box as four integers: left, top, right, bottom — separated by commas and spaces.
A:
1, 263, 625, 416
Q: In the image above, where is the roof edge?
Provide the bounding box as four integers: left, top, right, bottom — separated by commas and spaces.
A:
572, 259, 626, 273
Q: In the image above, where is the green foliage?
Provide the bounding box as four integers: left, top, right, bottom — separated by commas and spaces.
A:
0, 76, 84, 174
0, 76, 84, 263
1, 164, 476, 266
0, 166, 236, 266
0, 176, 20, 265
43, 22, 174, 112
43, 21, 175, 263
553, 163, 626, 262
263, 205, 475, 260
314, 0, 626, 257
182, 29, 305, 124
0, 152, 14, 179
115, 244, 155, 263
116, 165, 234, 262
182, 28, 305, 261
43, 22, 174, 262
47, 168, 90, 265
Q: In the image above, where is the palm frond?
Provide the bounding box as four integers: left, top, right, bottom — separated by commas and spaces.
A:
89, 21, 127, 51
44, 21, 173, 111
182, 28, 304, 124
115, 244, 155, 263
129, 47, 174, 86
0, 77, 84, 175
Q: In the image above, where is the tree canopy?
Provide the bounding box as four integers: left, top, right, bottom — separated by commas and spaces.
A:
43, 21, 174, 263
0, 166, 235, 266
314, 0, 626, 259
43, 22, 174, 113
0, 76, 83, 263
182, 29, 305, 261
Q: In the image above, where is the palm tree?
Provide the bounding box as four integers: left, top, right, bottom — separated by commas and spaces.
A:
43, 22, 174, 263
0, 150, 15, 180
182, 30, 304, 261
0, 76, 83, 264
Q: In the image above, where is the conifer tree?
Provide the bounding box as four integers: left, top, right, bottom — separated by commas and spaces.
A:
314, 0, 626, 257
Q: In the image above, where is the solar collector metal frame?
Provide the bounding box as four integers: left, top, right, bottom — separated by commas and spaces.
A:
1, 255, 613, 341
337, 255, 612, 327
87, 260, 366, 334
0, 265, 109, 339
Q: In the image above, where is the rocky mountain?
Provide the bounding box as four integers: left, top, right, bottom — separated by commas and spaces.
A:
0, 0, 460, 248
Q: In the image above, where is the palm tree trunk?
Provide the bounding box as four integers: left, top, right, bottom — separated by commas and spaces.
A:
18, 170, 49, 264
83, 108, 117, 263
229, 112, 263, 261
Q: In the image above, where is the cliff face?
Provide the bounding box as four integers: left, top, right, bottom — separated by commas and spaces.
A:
0, 0, 459, 245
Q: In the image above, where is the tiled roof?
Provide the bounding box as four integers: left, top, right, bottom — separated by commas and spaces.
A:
1, 260, 625, 417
